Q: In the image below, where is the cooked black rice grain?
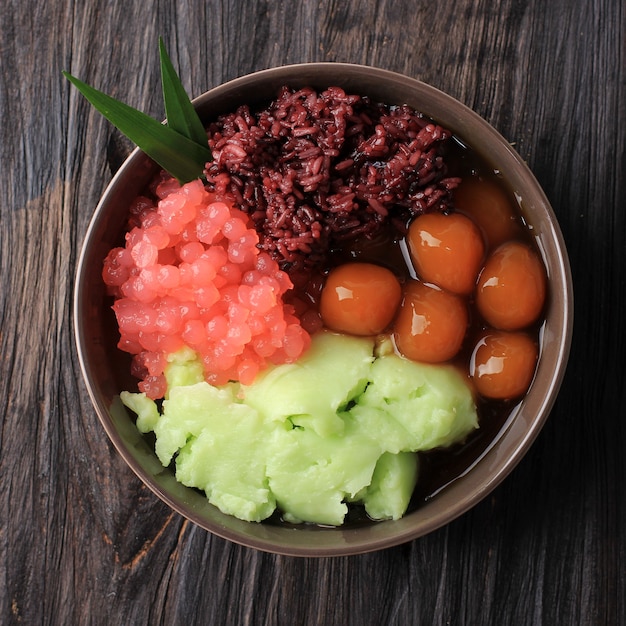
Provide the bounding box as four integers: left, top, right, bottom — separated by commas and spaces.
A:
204, 85, 460, 272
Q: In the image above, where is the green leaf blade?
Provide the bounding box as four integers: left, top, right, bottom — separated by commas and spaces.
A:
159, 38, 209, 148
63, 71, 212, 184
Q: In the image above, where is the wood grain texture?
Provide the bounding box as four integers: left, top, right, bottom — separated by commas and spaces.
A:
1, 0, 624, 623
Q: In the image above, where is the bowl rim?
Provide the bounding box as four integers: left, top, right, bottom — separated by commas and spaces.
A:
73, 61, 574, 556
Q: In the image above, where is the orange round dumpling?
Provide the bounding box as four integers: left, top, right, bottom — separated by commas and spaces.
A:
393, 280, 468, 363
454, 177, 521, 249
320, 262, 402, 336
407, 212, 485, 295
470, 331, 538, 399
476, 242, 546, 330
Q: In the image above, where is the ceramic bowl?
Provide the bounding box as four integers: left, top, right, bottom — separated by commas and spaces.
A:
74, 63, 573, 556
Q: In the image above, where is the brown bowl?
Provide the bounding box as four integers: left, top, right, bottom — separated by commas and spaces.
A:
74, 63, 573, 556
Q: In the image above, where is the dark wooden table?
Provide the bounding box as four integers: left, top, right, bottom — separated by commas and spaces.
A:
2, 0, 624, 623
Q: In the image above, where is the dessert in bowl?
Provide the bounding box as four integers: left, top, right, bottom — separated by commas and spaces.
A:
74, 62, 573, 556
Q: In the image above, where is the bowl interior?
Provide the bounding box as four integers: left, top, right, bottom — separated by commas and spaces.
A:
74, 63, 573, 556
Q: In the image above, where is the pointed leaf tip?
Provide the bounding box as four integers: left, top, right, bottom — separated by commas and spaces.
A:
63, 68, 212, 183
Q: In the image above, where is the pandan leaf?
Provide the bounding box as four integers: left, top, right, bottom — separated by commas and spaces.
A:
63, 71, 212, 184
158, 37, 209, 147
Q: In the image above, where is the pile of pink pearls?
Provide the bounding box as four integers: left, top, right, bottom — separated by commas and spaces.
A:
102, 178, 310, 398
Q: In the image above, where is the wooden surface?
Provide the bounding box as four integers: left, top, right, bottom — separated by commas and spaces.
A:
1, 0, 624, 623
